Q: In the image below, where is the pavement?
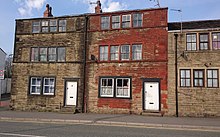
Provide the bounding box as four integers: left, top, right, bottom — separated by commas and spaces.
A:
0, 110, 220, 132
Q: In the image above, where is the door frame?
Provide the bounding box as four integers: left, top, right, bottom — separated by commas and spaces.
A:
142, 78, 161, 111
64, 79, 79, 107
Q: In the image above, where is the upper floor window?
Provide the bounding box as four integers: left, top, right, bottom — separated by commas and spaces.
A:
32, 21, 40, 33
59, 20, 67, 32
31, 47, 66, 62
180, 69, 191, 87
199, 34, 209, 50
133, 13, 143, 27
122, 14, 131, 28
41, 20, 49, 32
207, 69, 219, 88
186, 34, 197, 51
50, 20, 57, 32
193, 70, 204, 87
121, 45, 130, 60
110, 46, 119, 61
101, 16, 110, 30
99, 46, 108, 61
212, 33, 220, 50
132, 44, 142, 60
112, 15, 120, 29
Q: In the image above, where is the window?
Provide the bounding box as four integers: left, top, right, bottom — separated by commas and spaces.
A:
199, 34, 209, 50
132, 44, 142, 60
31, 47, 65, 62
186, 34, 197, 51
112, 16, 120, 29
30, 77, 41, 95
29, 77, 55, 96
99, 77, 131, 98
100, 78, 114, 97
133, 13, 142, 27
121, 45, 130, 60
99, 46, 108, 61
43, 78, 55, 95
116, 78, 130, 98
212, 33, 220, 50
110, 46, 119, 60
57, 47, 66, 62
207, 70, 219, 88
101, 16, 110, 30
41, 21, 49, 32
31, 48, 39, 61
50, 20, 57, 32
193, 70, 204, 87
59, 20, 67, 32
48, 48, 56, 61
180, 69, 191, 87
32, 21, 40, 33
122, 15, 131, 28
39, 48, 47, 61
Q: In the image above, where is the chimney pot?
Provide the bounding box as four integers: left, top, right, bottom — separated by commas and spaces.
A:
95, 0, 102, 13
43, 4, 53, 17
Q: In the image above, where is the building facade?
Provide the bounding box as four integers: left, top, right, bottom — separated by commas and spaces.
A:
86, 7, 168, 115
11, 6, 87, 112
168, 20, 220, 117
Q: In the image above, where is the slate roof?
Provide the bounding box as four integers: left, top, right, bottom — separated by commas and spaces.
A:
168, 19, 220, 31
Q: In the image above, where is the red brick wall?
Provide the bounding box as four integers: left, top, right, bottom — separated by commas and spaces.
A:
87, 8, 168, 114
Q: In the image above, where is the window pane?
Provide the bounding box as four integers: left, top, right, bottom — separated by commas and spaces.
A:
121, 45, 130, 60
48, 48, 56, 61
59, 20, 66, 32
186, 34, 197, 51
132, 44, 142, 60
133, 13, 142, 27
32, 21, 40, 33
212, 33, 220, 50
39, 48, 47, 61
43, 78, 55, 95
110, 46, 119, 60
122, 15, 131, 28
30, 77, 41, 95
100, 46, 108, 61
101, 16, 110, 30
116, 78, 130, 98
112, 16, 120, 29
57, 47, 65, 61
31, 48, 39, 61
100, 78, 114, 97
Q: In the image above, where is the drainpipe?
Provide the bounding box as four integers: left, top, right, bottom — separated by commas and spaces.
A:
82, 15, 89, 113
174, 33, 179, 117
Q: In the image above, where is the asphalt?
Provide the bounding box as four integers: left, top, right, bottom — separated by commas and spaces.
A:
0, 109, 220, 132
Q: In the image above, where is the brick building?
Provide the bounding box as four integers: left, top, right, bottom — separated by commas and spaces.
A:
11, 2, 169, 115
168, 20, 220, 117
86, 5, 168, 114
11, 4, 87, 112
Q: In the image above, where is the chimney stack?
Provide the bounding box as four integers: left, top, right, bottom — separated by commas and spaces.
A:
95, 0, 102, 14
43, 4, 53, 17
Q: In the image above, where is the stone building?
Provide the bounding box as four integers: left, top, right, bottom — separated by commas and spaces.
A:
86, 5, 168, 115
168, 20, 220, 117
11, 4, 87, 112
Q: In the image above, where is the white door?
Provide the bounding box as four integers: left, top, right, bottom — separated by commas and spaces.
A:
66, 81, 77, 106
144, 82, 159, 110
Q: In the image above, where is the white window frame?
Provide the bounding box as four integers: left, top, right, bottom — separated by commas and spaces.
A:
100, 78, 114, 97
112, 15, 120, 29
121, 45, 130, 60
122, 14, 131, 28
41, 20, 49, 32
132, 44, 142, 60
207, 69, 219, 88
43, 77, 55, 95
99, 46, 108, 61
116, 78, 130, 98
30, 77, 42, 95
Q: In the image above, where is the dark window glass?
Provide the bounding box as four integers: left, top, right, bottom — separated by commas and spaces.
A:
101, 16, 110, 30
32, 21, 40, 33
193, 70, 204, 87
133, 13, 142, 27
199, 34, 209, 50
112, 16, 120, 29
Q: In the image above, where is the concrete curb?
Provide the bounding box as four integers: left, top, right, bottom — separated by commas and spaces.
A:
0, 117, 220, 132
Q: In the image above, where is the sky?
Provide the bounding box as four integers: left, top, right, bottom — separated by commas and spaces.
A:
0, 0, 220, 55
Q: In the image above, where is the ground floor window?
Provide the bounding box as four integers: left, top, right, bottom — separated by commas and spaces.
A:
29, 76, 55, 95
99, 77, 131, 98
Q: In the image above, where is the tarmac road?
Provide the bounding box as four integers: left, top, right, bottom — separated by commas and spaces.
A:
0, 121, 219, 137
